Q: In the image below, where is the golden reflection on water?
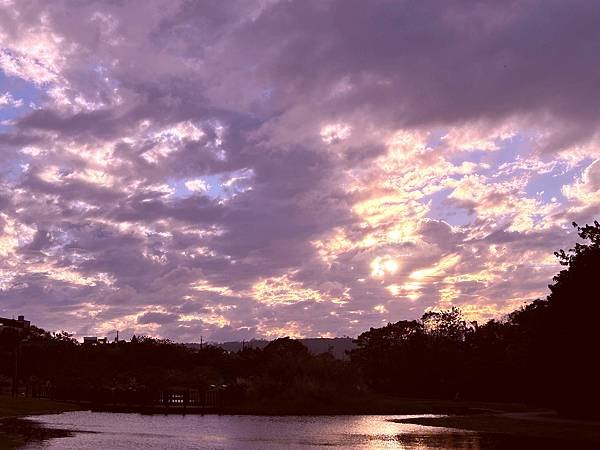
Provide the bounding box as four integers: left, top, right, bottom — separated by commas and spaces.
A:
340, 415, 482, 449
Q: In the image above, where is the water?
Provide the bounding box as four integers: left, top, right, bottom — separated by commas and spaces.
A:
19, 411, 492, 450
21, 412, 485, 449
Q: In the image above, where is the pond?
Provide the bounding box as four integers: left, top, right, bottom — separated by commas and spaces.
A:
19, 411, 564, 449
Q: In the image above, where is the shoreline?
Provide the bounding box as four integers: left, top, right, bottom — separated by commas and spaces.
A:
395, 411, 600, 445
84, 395, 531, 416
0, 397, 80, 449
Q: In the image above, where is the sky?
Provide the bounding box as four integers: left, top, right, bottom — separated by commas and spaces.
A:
0, 0, 599, 342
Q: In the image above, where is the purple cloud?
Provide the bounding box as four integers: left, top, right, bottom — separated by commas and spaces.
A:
0, 0, 598, 341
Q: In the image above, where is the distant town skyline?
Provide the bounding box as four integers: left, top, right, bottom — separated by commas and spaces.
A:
0, 0, 599, 341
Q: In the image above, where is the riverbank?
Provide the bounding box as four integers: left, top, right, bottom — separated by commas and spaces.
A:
395, 410, 600, 445
221, 395, 531, 416
0, 396, 80, 449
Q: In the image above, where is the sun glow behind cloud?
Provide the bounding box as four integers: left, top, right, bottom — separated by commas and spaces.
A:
0, 0, 598, 341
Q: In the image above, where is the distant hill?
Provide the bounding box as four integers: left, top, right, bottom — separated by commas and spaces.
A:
187, 337, 356, 360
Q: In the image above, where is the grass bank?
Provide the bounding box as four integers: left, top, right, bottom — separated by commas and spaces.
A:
0, 396, 80, 449
396, 410, 600, 445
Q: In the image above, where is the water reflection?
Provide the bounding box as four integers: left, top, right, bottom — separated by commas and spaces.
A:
19, 411, 561, 449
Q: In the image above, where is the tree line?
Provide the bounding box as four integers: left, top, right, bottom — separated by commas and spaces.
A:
1, 221, 598, 416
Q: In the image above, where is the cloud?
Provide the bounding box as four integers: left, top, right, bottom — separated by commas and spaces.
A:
184, 179, 209, 193
137, 311, 179, 325
0, 91, 22, 108
0, 0, 598, 341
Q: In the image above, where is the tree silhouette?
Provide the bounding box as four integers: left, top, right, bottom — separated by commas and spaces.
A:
546, 221, 600, 415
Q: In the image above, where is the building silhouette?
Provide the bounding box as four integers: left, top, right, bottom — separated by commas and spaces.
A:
0, 315, 31, 332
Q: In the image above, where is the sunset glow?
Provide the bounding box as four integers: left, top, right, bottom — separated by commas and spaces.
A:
0, 0, 599, 342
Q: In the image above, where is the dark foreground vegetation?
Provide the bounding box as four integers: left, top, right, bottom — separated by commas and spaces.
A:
1, 222, 599, 419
